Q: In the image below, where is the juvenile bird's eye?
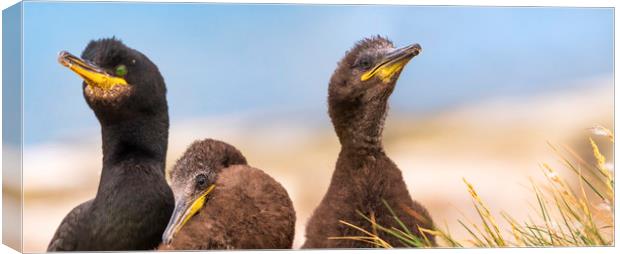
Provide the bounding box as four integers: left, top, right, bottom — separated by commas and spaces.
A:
358, 59, 372, 70
195, 174, 208, 188
115, 64, 128, 77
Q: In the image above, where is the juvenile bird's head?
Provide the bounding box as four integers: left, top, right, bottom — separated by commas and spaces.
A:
328, 36, 421, 105
328, 36, 421, 147
162, 139, 247, 245
58, 38, 167, 124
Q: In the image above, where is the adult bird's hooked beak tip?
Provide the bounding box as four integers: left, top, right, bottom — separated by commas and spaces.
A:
57, 50, 72, 67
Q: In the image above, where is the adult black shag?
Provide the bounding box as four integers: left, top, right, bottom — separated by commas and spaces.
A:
48, 38, 174, 251
158, 139, 296, 250
302, 36, 435, 248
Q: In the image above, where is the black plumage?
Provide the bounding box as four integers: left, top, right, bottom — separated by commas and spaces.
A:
48, 38, 174, 251
303, 36, 435, 248
158, 139, 296, 250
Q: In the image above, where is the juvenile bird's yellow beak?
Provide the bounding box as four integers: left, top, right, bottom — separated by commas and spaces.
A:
361, 43, 422, 83
57, 50, 128, 90
161, 184, 216, 245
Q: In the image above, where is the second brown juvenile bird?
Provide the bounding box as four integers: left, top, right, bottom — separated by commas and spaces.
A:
303, 36, 435, 248
159, 139, 296, 250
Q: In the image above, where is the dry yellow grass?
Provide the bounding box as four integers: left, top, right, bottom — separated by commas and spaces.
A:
336, 125, 614, 248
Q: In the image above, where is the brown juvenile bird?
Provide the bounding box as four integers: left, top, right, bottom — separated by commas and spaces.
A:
159, 139, 296, 250
303, 36, 435, 248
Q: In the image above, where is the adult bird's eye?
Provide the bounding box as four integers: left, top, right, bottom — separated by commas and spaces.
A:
195, 174, 208, 188
115, 64, 128, 77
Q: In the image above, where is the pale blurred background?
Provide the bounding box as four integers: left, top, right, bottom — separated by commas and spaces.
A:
7, 2, 614, 252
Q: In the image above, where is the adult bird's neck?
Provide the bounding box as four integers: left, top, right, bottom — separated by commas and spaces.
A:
331, 99, 388, 155
100, 113, 169, 173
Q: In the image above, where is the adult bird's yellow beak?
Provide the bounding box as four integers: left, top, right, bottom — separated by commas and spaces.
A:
161, 184, 216, 245
57, 50, 128, 90
361, 43, 422, 83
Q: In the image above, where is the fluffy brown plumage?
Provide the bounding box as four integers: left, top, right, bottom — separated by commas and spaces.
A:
303, 36, 435, 248
159, 139, 296, 250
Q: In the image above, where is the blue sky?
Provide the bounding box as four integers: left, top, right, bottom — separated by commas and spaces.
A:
22, 2, 613, 145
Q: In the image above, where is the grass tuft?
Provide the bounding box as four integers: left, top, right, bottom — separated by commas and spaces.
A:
332, 125, 614, 247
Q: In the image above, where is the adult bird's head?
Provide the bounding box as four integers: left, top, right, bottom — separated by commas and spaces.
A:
58, 38, 167, 124
328, 36, 421, 147
161, 139, 247, 245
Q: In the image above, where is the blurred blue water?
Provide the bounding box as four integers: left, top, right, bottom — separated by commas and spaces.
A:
22, 2, 613, 145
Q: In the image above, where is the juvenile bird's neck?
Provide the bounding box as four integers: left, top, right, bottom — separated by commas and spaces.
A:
331, 98, 388, 156
100, 112, 169, 173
